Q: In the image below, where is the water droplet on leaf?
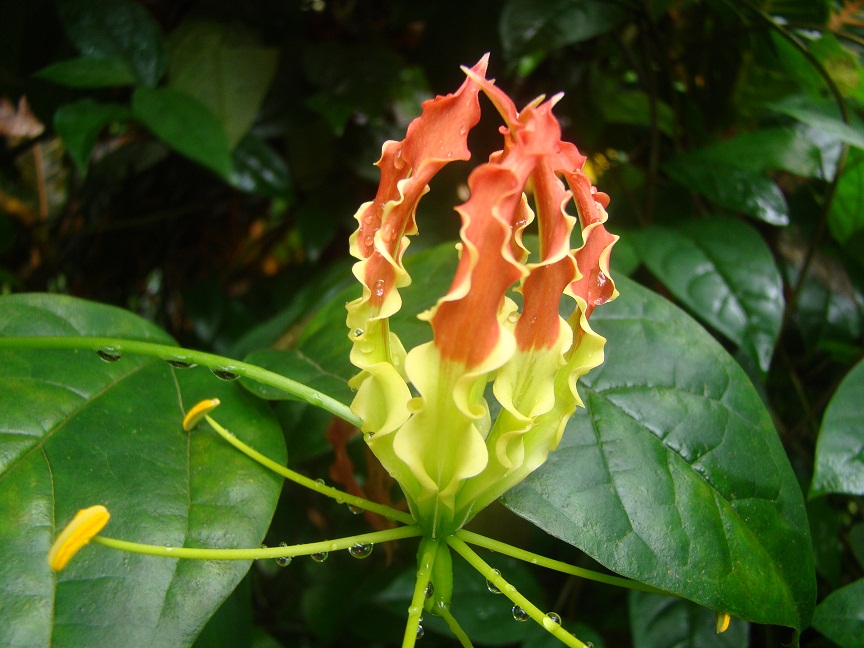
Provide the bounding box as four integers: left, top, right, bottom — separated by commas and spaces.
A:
348, 542, 373, 559
512, 605, 529, 622
96, 348, 122, 362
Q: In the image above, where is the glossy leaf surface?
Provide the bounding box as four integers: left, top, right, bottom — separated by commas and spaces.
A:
811, 357, 864, 497
501, 276, 814, 631
0, 294, 286, 648
634, 217, 784, 373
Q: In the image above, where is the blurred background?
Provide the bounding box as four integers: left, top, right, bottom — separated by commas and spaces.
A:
1, 1, 862, 646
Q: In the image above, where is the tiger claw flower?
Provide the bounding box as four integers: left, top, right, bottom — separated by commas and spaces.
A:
347, 55, 617, 537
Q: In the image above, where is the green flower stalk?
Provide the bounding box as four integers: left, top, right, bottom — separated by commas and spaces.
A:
346, 55, 618, 538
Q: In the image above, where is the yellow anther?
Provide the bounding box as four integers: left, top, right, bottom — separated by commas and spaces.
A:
182, 398, 221, 431
715, 611, 731, 633
48, 505, 111, 571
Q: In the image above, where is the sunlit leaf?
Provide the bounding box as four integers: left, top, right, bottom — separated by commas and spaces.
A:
167, 20, 278, 148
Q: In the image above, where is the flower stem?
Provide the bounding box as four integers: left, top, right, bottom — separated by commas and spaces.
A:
92, 525, 422, 560
0, 336, 361, 427
438, 605, 474, 648
447, 536, 588, 648
457, 529, 667, 595
202, 415, 415, 525
403, 536, 439, 648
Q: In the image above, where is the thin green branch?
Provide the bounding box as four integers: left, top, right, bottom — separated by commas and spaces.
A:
447, 536, 587, 648
93, 525, 422, 561
403, 537, 439, 648
203, 414, 415, 525
457, 529, 668, 596
0, 336, 361, 427
438, 606, 474, 648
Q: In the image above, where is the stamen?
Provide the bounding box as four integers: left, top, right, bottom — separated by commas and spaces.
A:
48, 505, 111, 571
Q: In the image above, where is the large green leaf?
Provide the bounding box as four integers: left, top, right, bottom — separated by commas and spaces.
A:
167, 20, 279, 148
811, 578, 864, 648
811, 357, 864, 497
54, 100, 131, 173
769, 95, 864, 152
34, 57, 136, 88
132, 88, 233, 179
499, 0, 627, 61
633, 217, 784, 373
0, 294, 286, 648
57, 0, 166, 87
828, 147, 864, 245
663, 156, 790, 225
501, 276, 815, 631
628, 591, 749, 648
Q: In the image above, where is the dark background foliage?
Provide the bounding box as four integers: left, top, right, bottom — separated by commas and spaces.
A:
1, 0, 862, 646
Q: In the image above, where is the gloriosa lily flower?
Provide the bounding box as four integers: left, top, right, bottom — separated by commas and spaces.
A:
346, 55, 618, 537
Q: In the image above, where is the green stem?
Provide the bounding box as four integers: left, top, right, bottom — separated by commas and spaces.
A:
203, 415, 415, 526
438, 606, 474, 648
92, 525, 422, 560
404, 537, 439, 648
448, 536, 587, 648
457, 530, 667, 595
0, 336, 361, 427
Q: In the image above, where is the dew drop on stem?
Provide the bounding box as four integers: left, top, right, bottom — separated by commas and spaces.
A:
276, 542, 291, 567
211, 368, 239, 381
486, 569, 502, 594
512, 605, 529, 622
348, 542, 373, 559
96, 347, 122, 363
311, 551, 328, 563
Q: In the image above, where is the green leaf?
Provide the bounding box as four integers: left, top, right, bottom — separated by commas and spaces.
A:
663, 155, 790, 225
167, 20, 279, 148
0, 293, 286, 648
829, 148, 864, 245
769, 95, 864, 152
54, 100, 131, 173
501, 275, 815, 631
811, 578, 864, 648
499, 0, 627, 61
628, 591, 749, 648
811, 357, 864, 497
633, 217, 784, 373
34, 57, 136, 88
132, 87, 233, 179
57, 0, 166, 87
761, 0, 828, 25
599, 91, 677, 138
242, 348, 354, 407
230, 133, 292, 199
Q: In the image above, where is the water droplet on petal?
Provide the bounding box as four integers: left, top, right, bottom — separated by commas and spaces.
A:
348, 504, 363, 515
211, 368, 239, 381
311, 551, 329, 563
364, 234, 374, 247
424, 582, 434, 599
486, 569, 502, 594
372, 279, 385, 298
277, 542, 291, 567
512, 605, 529, 622
364, 432, 375, 442
349, 542, 373, 559
459, 126, 467, 135
96, 347, 122, 362
352, 329, 364, 339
